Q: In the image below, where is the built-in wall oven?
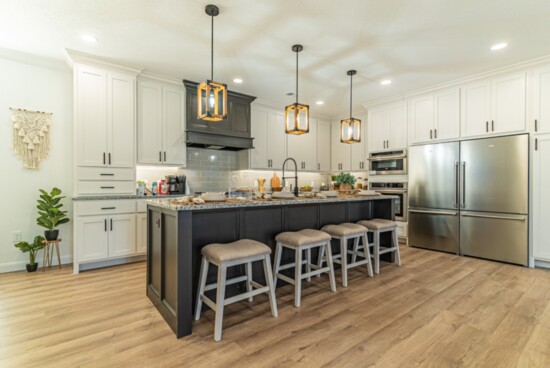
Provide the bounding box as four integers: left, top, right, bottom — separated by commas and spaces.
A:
368, 149, 407, 175
370, 182, 408, 222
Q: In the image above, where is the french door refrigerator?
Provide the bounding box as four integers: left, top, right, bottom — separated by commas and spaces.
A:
408, 134, 529, 266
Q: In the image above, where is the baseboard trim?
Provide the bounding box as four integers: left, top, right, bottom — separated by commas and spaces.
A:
78, 255, 146, 272
0, 255, 73, 273
534, 259, 550, 269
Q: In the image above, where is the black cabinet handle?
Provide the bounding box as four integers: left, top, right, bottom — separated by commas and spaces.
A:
434, 129, 437, 139
101, 207, 116, 210
491, 120, 494, 132
164, 151, 166, 162
430, 129, 433, 139
486, 121, 489, 132
535, 138, 538, 151
110, 218, 113, 231
159, 151, 162, 162
104, 219, 107, 232
100, 173, 114, 176
108, 153, 111, 165
103, 152, 106, 165
100, 186, 115, 189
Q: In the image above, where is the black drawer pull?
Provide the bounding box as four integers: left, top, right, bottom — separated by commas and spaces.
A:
100, 173, 114, 176
100, 186, 115, 189
101, 207, 116, 210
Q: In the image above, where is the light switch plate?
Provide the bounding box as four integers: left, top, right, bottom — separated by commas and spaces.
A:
12, 231, 22, 243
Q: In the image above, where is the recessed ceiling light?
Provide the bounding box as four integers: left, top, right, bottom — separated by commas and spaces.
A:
491, 42, 508, 51
316, 101, 324, 105
81, 34, 97, 43
233, 78, 243, 84
380, 80, 392, 85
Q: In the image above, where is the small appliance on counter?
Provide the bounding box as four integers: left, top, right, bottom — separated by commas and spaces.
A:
166, 175, 187, 195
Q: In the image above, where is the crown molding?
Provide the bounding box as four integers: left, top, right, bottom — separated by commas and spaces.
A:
65, 49, 143, 76
138, 70, 183, 86
362, 54, 550, 109
0, 47, 69, 72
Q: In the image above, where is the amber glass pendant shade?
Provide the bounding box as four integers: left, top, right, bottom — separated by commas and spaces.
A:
340, 117, 361, 144
198, 80, 227, 121
285, 102, 310, 134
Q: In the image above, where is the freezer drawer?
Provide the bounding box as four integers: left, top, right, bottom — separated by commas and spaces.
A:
409, 209, 459, 254
460, 211, 528, 266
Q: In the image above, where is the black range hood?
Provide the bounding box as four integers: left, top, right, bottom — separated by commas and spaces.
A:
183, 80, 256, 151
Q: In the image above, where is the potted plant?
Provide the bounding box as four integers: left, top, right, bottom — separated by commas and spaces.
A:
334, 172, 356, 193
36, 187, 69, 241
15, 236, 46, 272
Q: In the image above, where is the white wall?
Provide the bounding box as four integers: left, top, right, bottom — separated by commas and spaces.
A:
0, 54, 73, 272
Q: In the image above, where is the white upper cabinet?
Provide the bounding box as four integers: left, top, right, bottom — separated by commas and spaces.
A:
350, 116, 367, 171
461, 73, 526, 138
531, 66, 550, 134
137, 79, 186, 166
331, 121, 351, 171
368, 103, 406, 152
409, 89, 460, 145
316, 120, 331, 171
287, 118, 317, 171
75, 64, 136, 168
250, 105, 287, 170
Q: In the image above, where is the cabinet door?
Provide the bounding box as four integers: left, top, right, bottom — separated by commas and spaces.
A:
461, 81, 491, 137
250, 107, 269, 169
434, 88, 460, 141
108, 214, 136, 257
76, 65, 108, 167
388, 103, 407, 149
137, 81, 163, 164
350, 119, 366, 170
408, 95, 434, 144
76, 215, 109, 262
107, 71, 135, 168
533, 135, 550, 261
268, 112, 288, 169
287, 118, 316, 171
532, 66, 550, 134
368, 107, 389, 152
316, 120, 331, 171
136, 213, 147, 255
163, 86, 186, 166
331, 121, 351, 171
491, 73, 526, 134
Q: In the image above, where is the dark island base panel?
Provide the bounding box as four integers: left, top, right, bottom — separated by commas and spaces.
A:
147, 199, 395, 338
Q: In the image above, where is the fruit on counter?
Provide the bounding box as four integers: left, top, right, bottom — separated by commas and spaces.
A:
300, 185, 312, 192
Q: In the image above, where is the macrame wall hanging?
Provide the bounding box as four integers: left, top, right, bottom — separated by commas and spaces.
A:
10, 108, 53, 169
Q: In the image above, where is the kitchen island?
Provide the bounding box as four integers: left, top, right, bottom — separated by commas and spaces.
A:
146, 195, 396, 338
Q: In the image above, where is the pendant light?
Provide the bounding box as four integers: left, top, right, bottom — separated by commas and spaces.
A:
340, 70, 361, 144
285, 44, 309, 135
197, 4, 227, 121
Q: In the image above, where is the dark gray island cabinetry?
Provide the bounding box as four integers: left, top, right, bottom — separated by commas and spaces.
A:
146, 195, 396, 338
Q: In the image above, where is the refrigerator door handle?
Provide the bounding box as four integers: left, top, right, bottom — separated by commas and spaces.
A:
461, 213, 526, 222
454, 161, 459, 208
461, 161, 466, 208
409, 209, 458, 216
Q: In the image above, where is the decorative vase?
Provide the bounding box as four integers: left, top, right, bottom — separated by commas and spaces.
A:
26, 263, 38, 272
44, 229, 59, 241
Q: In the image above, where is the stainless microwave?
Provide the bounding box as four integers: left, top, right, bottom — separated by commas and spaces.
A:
368, 149, 407, 175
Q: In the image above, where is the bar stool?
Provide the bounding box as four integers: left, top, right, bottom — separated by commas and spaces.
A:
357, 219, 401, 274
318, 223, 373, 287
194, 239, 278, 341
273, 229, 337, 308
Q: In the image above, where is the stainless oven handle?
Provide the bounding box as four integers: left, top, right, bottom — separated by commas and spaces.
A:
461, 161, 466, 208
454, 161, 459, 208
374, 190, 407, 194
409, 209, 458, 216
368, 155, 407, 161
461, 213, 526, 221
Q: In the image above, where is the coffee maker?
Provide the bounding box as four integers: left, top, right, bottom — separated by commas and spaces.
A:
166, 175, 186, 194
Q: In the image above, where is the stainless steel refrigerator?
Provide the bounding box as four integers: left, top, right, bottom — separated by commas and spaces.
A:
408, 134, 529, 266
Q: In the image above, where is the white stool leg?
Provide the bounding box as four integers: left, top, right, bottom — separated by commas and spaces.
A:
214, 264, 227, 342
351, 236, 359, 264
273, 242, 283, 288
324, 241, 337, 292
393, 229, 401, 266
316, 245, 325, 278
340, 237, 348, 288
294, 247, 303, 308
363, 233, 374, 277
263, 254, 279, 318
374, 230, 381, 274
306, 248, 312, 282
194, 257, 209, 321
246, 261, 253, 302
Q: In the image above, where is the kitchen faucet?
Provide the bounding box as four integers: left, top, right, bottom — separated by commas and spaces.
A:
282, 157, 299, 196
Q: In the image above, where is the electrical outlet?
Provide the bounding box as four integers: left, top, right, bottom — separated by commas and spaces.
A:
12, 231, 22, 243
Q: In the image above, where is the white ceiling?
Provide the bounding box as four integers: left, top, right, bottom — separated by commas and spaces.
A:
2, 0, 550, 118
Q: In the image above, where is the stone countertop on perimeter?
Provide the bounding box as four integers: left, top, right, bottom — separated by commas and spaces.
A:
72, 194, 187, 201
147, 194, 398, 211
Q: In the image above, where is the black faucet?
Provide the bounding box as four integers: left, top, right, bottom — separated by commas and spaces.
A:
282, 157, 299, 197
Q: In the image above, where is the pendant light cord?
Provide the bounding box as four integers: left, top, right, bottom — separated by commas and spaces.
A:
295, 50, 299, 104
349, 73, 353, 118
211, 13, 214, 81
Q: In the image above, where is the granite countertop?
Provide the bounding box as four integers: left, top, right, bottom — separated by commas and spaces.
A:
72, 194, 188, 201
147, 194, 398, 211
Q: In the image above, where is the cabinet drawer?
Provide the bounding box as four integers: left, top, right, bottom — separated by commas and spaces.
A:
136, 200, 148, 213
75, 200, 136, 216
77, 167, 135, 181
77, 180, 135, 195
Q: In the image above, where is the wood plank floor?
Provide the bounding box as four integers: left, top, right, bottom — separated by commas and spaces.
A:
1, 245, 549, 368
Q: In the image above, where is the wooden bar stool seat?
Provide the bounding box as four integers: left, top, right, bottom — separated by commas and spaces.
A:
273, 229, 337, 308
195, 239, 278, 341
318, 223, 373, 287
357, 219, 401, 274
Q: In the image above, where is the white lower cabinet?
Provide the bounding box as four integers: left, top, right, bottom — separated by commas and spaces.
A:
137, 213, 148, 255
533, 134, 550, 263
76, 216, 110, 262
108, 214, 136, 257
